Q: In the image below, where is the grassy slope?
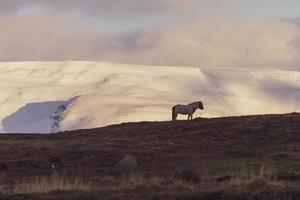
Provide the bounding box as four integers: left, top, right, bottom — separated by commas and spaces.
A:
0, 113, 300, 199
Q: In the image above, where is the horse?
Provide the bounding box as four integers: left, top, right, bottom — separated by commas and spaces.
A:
172, 101, 204, 121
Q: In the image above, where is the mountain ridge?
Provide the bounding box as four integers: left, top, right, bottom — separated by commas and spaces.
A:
1, 61, 300, 133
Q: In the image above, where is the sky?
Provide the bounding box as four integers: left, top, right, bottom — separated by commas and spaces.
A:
0, 0, 300, 69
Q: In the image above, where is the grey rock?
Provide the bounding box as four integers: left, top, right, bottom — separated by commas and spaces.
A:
116, 154, 138, 170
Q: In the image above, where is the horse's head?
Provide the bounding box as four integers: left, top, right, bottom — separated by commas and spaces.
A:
198, 101, 204, 110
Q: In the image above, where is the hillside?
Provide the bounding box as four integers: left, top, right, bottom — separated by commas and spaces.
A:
1, 61, 300, 133
0, 113, 299, 199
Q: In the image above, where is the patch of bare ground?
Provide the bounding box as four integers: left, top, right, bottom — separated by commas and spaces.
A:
0, 113, 300, 199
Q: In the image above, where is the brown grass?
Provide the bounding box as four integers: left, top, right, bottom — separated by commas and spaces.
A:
224, 164, 293, 194
230, 165, 275, 186
11, 174, 91, 194
117, 175, 163, 190
108, 174, 199, 191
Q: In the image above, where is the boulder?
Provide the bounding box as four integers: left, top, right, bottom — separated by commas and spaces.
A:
116, 154, 138, 171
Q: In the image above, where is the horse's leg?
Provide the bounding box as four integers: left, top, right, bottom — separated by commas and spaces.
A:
188, 114, 191, 120
191, 114, 193, 120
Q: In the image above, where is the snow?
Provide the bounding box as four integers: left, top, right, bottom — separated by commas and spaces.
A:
0, 61, 300, 133
2, 100, 69, 133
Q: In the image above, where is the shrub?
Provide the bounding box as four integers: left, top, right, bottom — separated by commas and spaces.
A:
174, 169, 201, 184
245, 178, 272, 192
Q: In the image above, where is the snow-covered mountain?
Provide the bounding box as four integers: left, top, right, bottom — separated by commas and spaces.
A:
1, 61, 300, 133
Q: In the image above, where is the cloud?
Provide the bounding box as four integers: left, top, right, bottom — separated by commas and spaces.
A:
0, 0, 284, 16
0, 13, 299, 69
290, 18, 300, 27
0, 14, 118, 61
110, 19, 300, 69
0, 0, 192, 14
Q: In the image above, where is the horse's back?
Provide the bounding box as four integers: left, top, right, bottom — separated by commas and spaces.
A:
173, 104, 192, 114
173, 104, 183, 108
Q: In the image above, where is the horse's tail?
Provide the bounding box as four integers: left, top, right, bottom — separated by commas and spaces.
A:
172, 106, 176, 121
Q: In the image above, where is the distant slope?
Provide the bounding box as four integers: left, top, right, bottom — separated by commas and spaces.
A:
1, 61, 300, 133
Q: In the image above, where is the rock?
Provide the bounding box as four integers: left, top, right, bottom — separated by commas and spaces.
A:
116, 154, 138, 171
50, 104, 68, 132
49, 157, 61, 164
48, 157, 61, 170
174, 169, 201, 184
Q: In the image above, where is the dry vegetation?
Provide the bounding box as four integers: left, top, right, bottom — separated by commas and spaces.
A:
11, 174, 91, 194
0, 113, 299, 199
229, 165, 275, 185
0, 174, 90, 195
0, 167, 299, 199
